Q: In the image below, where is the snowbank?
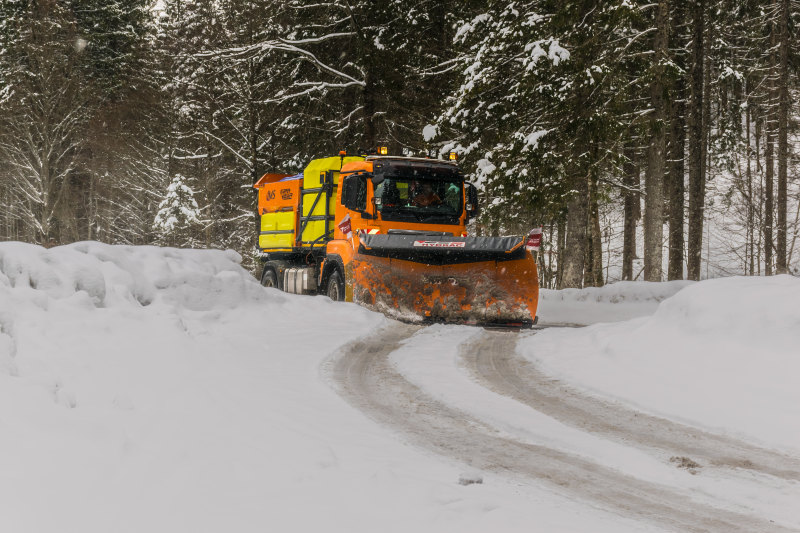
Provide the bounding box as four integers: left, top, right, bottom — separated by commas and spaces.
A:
0, 241, 257, 310
0, 242, 385, 532
522, 275, 800, 452
1, 242, 655, 533
537, 280, 693, 325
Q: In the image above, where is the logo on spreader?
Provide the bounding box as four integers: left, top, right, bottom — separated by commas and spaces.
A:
413, 241, 466, 248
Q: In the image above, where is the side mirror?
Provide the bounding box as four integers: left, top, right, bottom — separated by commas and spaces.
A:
341, 174, 371, 216
466, 183, 480, 220
341, 175, 361, 210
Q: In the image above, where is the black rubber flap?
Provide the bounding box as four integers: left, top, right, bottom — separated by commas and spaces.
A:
358, 233, 526, 264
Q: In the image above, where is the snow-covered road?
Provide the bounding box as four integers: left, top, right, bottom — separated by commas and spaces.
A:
330, 323, 799, 532
2, 243, 798, 532
466, 329, 800, 482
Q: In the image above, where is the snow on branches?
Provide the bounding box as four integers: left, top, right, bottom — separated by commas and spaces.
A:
154, 174, 202, 246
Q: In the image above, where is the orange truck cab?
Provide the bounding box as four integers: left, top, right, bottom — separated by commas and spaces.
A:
254, 153, 538, 326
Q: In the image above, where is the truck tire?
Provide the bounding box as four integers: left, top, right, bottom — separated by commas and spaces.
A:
325, 269, 345, 301
261, 266, 279, 289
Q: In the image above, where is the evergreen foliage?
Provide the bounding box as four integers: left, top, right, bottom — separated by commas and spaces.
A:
0, 0, 797, 282
154, 173, 202, 246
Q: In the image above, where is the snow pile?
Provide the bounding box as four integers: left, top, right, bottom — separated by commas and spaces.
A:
0, 241, 256, 310
2, 242, 655, 533
538, 279, 693, 325
0, 242, 393, 532
6, 242, 793, 532
523, 275, 800, 451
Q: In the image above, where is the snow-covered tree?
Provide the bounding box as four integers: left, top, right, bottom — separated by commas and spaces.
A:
0, 0, 157, 245
0, 0, 90, 243
0, 0, 796, 281
437, 1, 650, 287
202, 0, 467, 157
154, 174, 202, 247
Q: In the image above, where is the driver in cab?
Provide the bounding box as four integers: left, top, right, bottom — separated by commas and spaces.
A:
411, 182, 442, 207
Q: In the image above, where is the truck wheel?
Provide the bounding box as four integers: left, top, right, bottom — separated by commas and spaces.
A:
261, 267, 279, 289
326, 269, 345, 301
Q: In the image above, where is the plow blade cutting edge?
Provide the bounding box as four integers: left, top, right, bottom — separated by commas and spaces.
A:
350, 234, 539, 327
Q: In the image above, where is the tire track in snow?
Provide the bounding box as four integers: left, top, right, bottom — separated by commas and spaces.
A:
329, 322, 794, 533
462, 329, 800, 482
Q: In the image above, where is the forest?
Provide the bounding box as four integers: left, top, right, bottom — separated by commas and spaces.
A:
0, 0, 798, 287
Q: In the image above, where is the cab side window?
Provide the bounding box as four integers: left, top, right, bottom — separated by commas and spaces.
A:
356, 176, 367, 211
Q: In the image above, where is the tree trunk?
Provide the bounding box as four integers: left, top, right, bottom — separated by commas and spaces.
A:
667, 110, 686, 281
765, 123, 775, 276
644, 0, 670, 282
700, 16, 712, 278
591, 200, 604, 287
586, 168, 603, 287
755, 110, 763, 275
560, 172, 588, 289
556, 217, 566, 289
775, 0, 789, 274
548, 223, 557, 288
764, 25, 777, 276
668, 0, 686, 280
363, 68, 377, 148
622, 144, 640, 281
746, 91, 754, 276
87, 173, 95, 241
249, 62, 259, 184
686, 0, 705, 280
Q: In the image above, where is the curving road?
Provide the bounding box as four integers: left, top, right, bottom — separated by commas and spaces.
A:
464, 329, 800, 482
328, 323, 798, 533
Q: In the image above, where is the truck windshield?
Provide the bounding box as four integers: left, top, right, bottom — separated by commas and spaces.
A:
374, 177, 463, 224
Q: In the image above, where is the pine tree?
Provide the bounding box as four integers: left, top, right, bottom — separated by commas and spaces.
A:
70, 0, 150, 103
72, 0, 155, 243
439, 1, 654, 287
154, 173, 202, 247
0, 0, 90, 243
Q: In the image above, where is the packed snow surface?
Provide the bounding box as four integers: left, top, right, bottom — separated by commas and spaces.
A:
392, 325, 800, 528
1, 242, 796, 532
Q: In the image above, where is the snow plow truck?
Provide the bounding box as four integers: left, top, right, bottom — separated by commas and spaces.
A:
254, 151, 539, 327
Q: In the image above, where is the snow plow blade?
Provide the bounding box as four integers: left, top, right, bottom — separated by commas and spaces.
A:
350, 234, 538, 327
